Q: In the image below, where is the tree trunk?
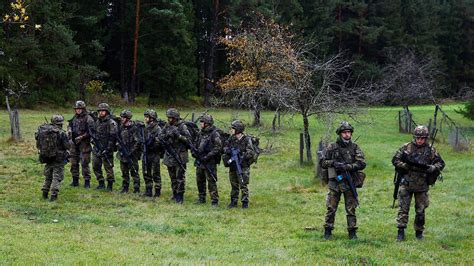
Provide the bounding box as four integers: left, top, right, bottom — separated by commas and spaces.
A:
253, 108, 261, 127
204, 0, 220, 106
120, 0, 127, 101
130, 0, 141, 103
303, 114, 312, 163
5, 96, 21, 140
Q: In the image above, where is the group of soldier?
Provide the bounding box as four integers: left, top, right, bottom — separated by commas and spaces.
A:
36, 101, 258, 209
320, 121, 445, 241
36, 101, 446, 241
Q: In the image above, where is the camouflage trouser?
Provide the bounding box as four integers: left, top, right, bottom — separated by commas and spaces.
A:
167, 164, 186, 197
324, 189, 358, 230
397, 186, 429, 231
196, 165, 218, 203
120, 159, 140, 189
70, 144, 91, 181
42, 161, 65, 196
229, 168, 250, 203
143, 153, 161, 190
92, 153, 115, 183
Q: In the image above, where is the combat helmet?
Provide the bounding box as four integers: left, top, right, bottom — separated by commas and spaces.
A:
413, 125, 429, 138
231, 120, 245, 134
144, 109, 158, 120
120, 109, 133, 119
336, 121, 354, 134
97, 103, 111, 113
51, 114, 64, 126
166, 108, 180, 119
199, 114, 214, 126
74, 100, 86, 109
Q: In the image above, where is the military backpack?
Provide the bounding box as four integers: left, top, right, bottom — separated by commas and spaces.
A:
35, 124, 60, 163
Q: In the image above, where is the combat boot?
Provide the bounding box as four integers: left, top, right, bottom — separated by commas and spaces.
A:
49, 194, 58, 202
120, 185, 129, 193
154, 188, 161, 198
144, 187, 153, 197
227, 199, 238, 209
42, 190, 49, 200
211, 201, 218, 207
96, 180, 105, 190
70, 177, 79, 187
416, 231, 423, 240
133, 187, 140, 194
397, 228, 405, 242
323, 228, 332, 240
242, 201, 249, 209
348, 229, 358, 240
195, 197, 206, 204
107, 181, 114, 191
175, 194, 184, 204
84, 180, 90, 189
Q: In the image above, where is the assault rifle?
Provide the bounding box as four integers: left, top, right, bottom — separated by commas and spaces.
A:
227, 147, 244, 184
116, 127, 138, 174
335, 168, 359, 206
139, 126, 147, 177
157, 136, 186, 172
187, 141, 217, 182
88, 127, 113, 166
392, 171, 400, 208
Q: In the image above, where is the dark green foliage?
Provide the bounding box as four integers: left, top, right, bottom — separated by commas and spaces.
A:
457, 99, 474, 120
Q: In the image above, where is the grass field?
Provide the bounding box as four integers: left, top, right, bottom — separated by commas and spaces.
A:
0, 104, 473, 264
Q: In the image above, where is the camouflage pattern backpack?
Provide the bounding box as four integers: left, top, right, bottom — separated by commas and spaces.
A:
35, 124, 59, 163
246, 135, 261, 165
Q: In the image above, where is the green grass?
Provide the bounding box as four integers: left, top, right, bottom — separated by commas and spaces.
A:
0, 104, 473, 264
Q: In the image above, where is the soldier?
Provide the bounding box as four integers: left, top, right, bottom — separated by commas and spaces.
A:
160, 108, 191, 204
143, 109, 163, 197
392, 125, 445, 241
320, 121, 366, 240
222, 120, 256, 209
35, 115, 70, 201
67, 100, 95, 188
117, 109, 142, 193
193, 114, 222, 206
91, 103, 117, 191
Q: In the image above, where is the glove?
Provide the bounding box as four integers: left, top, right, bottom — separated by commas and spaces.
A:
333, 162, 351, 172
397, 162, 410, 171
178, 135, 187, 142
74, 135, 83, 143
427, 165, 436, 173
223, 147, 230, 155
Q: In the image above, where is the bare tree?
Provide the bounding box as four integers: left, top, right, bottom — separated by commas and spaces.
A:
2, 76, 28, 141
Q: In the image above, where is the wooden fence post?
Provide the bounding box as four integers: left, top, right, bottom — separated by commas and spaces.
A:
300, 132, 304, 165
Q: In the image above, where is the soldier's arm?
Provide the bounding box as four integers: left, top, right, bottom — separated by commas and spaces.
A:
243, 137, 256, 161
321, 145, 335, 169
108, 121, 118, 152
178, 124, 191, 143
205, 132, 222, 159
132, 127, 142, 153
392, 146, 410, 171
349, 145, 366, 171
430, 147, 446, 171
61, 131, 71, 150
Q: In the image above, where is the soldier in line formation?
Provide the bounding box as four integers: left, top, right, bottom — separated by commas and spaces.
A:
36, 102, 446, 240
36, 101, 258, 209
319, 121, 445, 241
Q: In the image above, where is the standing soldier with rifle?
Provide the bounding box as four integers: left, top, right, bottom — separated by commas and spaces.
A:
91, 103, 117, 191
142, 109, 163, 197
320, 121, 366, 240
392, 125, 445, 241
222, 120, 256, 209
192, 114, 222, 206
160, 108, 191, 204
68, 100, 95, 188
36, 115, 70, 201
117, 110, 142, 194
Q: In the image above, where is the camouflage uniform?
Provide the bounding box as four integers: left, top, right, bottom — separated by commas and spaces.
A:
37, 115, 70, 201
91, 104, 117, 188
161, 109, 191, 203
320, 122, 366, 238
194, 115, 222, 205
117, 111, 143, 193
223, 121, 256, 208
68, 102, 95, 186
392, 128, 445, 234
143, 110, 163, 197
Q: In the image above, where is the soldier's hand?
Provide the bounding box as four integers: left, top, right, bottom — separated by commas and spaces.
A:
397, 162, 410, 171
74, 136, 83, 143
427, 165, 436, 173
223, 147, 230, 154
333, 162, 345, 171
178, 134, 187, 142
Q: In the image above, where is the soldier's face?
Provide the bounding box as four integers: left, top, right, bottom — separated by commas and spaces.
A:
341, 130, 352, 140
121, 117, 129, 124
99, 111, 107, 117
168, 117, 176, 124
75, 108, 83, 115
144, 116, 150, 124
230, 128, 236, 135
415, 137, 427, 145
200, 121, 205, 129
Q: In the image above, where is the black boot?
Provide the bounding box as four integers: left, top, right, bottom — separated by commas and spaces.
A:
144, 187, 153, 197
348, 229, 358, 240
42, 190, 49, 200
227, 199, 238, 209
121, 185, 129, 193
416, 230, 423, 240
70, 178, 79, 187
107, 181, 114, 191
49, 194, 58, 202
242, 201, 249, 209
133, 187, 140, 194
397, 228, 405, 242
84, 180, 90, 189
323, 227, 332, 240
175, 194, 184, 204
196, 197, 206, 204
211, 201, 218, 207
154, 188, 161, 198
96, 180, 105, 190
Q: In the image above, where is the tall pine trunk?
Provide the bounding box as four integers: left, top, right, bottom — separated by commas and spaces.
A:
204, 0, 220, 106
129, 0, 141, 103
303, 113, 312, 163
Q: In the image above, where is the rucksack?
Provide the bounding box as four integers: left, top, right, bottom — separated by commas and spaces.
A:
35, 124, 60, 163
246, 135, 261, 165
182, 120, 199, 144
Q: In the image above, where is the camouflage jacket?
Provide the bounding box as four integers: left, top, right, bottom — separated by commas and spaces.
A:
117, 121, 142, 162
195, 125, 222, 166
67, 112, 95, 152
36, 124, 71, 163
92, 115, 117, 155
161, 120, 191, 166
223, 134, 256, 169
392, 141, 445, 192
145, 120, 162, 153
